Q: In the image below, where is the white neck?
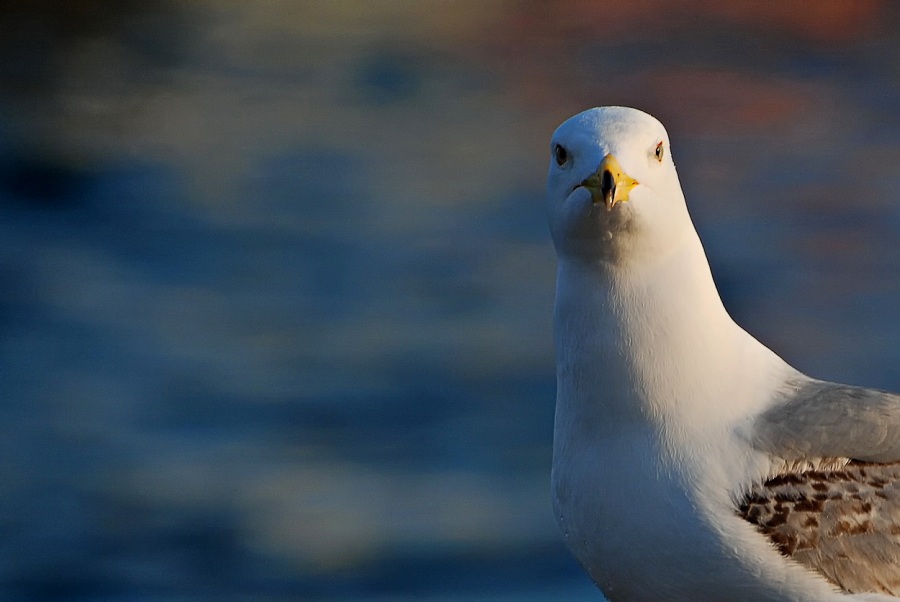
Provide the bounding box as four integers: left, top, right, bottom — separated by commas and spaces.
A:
554, 229, 783, 438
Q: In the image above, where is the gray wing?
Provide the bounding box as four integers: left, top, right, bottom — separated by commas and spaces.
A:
739, 462, 900, 596
740, 376, 900, 595
750, 376, 900, 463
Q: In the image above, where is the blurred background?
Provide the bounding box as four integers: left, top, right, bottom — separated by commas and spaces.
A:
0, 1, 898, 600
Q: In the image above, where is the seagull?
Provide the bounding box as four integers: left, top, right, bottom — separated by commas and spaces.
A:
546, 106, 900, 601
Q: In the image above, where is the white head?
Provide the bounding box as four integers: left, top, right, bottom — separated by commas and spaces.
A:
546, 107, 693, 266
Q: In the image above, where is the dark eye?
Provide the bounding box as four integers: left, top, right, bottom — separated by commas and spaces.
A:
554, 144, 569, 166
654, 141, 664, 162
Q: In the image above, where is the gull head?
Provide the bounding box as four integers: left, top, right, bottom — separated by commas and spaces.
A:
546, 106, 692, 265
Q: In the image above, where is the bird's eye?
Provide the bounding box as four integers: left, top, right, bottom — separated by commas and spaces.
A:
654, 141, 664, 162
554, 144, 569, 167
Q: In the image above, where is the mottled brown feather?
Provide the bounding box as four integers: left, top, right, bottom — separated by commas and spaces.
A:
739, 462, 900, 596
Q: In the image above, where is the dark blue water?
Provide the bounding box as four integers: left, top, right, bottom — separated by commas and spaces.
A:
0, 2, 898, 600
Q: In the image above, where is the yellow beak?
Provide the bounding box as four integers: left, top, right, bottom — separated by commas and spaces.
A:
580, 153, 639, 211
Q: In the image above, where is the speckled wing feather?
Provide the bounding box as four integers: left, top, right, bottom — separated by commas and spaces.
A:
750, 377, 900, 463
739, 462, 900, 596
740, 376, 900, 595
